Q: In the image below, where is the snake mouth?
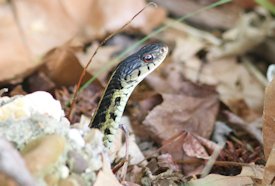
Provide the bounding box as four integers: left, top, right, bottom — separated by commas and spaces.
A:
159, 43, 169, 54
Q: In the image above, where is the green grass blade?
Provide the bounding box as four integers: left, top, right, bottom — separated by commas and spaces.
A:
255, 0, 275, 14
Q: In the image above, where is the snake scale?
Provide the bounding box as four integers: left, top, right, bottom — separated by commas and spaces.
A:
89, 42, 168, 147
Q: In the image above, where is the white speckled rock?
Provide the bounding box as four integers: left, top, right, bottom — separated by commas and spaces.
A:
0, 91, 70, 149
0, 91, 64, 122
68, 129, 85, 148
22, 134, 66, 176
0, 91, 108, 186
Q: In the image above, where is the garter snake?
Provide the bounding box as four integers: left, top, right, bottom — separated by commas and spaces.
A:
89, 42, 168, 147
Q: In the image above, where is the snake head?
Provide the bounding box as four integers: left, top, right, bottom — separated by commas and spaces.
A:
116, 42, 169, 85
90, 42, 168, 147
139, 42, 169, 64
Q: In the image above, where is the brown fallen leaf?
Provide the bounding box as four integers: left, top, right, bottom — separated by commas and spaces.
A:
143, 92, 219, 143
152, 0, 240, 29
0, 0, 83, 84
182, 56, 264, 122
187, 173, 254, 186
86, 0, 166, 38
161, 131, 219, 176
157, 153, 180, 172
153, 26, 264, 122
76, 42, 121, 84
13, 0, 81, 56
124, 165, 143, 184
9, 85, 27, 96
0, 2, 35, 84
1, 0, 165, 85
94, 155, 122, 186
55, 82, 103, 123
263, 144, 275, 185
233, 0, 257, 8
224, 111, 263, 145
263, 77, 275, 159
239, 164, 264, 181
26, 72, 55, 92
208, 9, 272, 59
41, 42, 91, 86
128, 91, 162, 140
117, 136, 145, 166
162, 131, 218, 160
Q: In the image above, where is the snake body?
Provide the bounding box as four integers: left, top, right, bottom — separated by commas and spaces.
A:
89, 42, 168, 147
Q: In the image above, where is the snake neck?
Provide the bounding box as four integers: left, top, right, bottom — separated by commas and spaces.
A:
89, 73, 136, 146
88, 42, 168, 148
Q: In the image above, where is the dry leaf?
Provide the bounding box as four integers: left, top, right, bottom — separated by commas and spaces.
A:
224, 111, 263, 145
172, 38, 204, 63
0, 3, 36, 84
41, 43, 91, 86
162, 131, 218, 160
263, 77, 275, 159
55, 83, 103, 123
161, 131, 218, 176
152, 0, 240, 29
129, 92, 162, 140
208, 9, 272, 59
0, 0, 164, 84
233, 0, 257, 8
76, 42, 121, 84
27, 72, 55, 92
0, 0, 84, 84
143, 92, 219, 143
157, 153, 179, 172
94, 155, 122, 186
117, 136, 145, 165
125, 165, 143, 184
187, 174, 254, 186
263, 144, 275, 185
158, 28, 264, 122
13, 0, 80, 56
183, 57, 264, 122
239, 165, 264, 180
86, 0, 166, 38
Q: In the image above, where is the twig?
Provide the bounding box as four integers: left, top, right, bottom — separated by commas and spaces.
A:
242, 57, 268, 86
118, 124, 130, 181
224, 111, 263, 145
176, 159, 258, 168
200, 142, 225, 177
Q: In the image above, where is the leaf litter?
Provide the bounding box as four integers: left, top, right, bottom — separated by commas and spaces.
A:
0, 0, 275, 185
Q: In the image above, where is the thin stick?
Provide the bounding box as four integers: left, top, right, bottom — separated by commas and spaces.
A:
200, 142, 225, 177
67, 2, 157, 120
176, 159, 258, 168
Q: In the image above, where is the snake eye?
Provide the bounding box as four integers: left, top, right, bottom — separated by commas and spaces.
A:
142, 54, 154, 63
